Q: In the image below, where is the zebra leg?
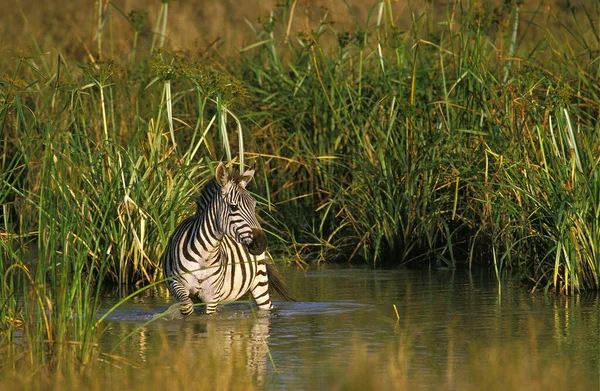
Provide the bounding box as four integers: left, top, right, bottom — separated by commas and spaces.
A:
203, 291, 222, 315
250, 268, 274, 311
179, 298, 194, 317
170, 280, 194, 317
205, 302, 219, 315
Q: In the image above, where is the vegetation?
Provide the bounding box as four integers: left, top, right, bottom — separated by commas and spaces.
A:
0, 0, 599, 387
240, 1, 600, 296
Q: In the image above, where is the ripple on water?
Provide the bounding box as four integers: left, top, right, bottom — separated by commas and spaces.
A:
99, 299, 371, 323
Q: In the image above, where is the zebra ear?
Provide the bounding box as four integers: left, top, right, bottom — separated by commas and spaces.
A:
238, 163, 256, 188
215, 162, 229, 187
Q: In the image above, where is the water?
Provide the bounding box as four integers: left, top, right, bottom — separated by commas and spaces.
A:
99, 265, 600, 389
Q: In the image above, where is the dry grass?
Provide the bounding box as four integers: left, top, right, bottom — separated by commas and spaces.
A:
0, 0, 596, 63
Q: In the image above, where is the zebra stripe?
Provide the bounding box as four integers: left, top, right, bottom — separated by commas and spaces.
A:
161, 162, 274, 316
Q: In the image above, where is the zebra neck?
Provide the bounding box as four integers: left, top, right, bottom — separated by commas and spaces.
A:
193, 199, 225, 257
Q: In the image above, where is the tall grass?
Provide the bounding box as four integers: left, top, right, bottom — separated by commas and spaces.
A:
239, 1, 600, 290
0, 3, 259, 374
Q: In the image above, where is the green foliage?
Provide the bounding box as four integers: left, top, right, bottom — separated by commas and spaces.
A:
238, 0, 600, 288
0, 4, 256, 372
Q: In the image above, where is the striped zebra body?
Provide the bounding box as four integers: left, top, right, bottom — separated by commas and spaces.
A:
161, 162, 274, 316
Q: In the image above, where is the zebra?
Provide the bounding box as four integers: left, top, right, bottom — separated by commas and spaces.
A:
161, 161, 291, 316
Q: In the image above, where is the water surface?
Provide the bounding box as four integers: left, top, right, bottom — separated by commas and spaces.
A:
99, 265, 600, 389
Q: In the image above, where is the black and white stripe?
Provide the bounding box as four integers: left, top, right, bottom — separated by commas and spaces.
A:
161, 162, 276, 316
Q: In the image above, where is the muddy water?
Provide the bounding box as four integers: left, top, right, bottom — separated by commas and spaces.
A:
99, 265, 600, 389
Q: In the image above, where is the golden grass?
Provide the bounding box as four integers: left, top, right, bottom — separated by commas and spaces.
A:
0, 0, 596, 63
0, 331, 260, 391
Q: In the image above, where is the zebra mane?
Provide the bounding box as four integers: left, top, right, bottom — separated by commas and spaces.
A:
194, 168, 243, 214
194, 179, 218, 215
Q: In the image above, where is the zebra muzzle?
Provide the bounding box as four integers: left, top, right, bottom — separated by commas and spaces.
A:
247, 228, 268, 255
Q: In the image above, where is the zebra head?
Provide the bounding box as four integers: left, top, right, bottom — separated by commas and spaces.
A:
215, 162, 268, 255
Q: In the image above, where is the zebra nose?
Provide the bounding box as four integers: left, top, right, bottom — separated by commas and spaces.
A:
247, 228, 267, 255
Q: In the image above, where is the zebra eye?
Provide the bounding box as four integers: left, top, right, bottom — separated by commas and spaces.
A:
229, 203, 239, 211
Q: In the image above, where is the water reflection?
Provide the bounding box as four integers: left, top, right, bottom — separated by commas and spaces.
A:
99, 265, 600, 389
100, 303, 273, 384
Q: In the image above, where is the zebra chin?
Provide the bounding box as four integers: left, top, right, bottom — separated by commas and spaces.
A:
245, 228, 268, 255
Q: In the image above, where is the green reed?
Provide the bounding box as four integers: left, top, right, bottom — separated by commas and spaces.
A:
240, 2, 479, 265
238, 0, 600, 290
0, 2, 258, 373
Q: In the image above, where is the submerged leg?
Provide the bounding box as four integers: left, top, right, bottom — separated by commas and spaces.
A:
170, 280, 194, 317
179, 299, 194, 317
205, 302, 219, 315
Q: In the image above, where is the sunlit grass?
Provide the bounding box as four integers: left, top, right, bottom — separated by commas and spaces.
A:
241, 0, 600, 291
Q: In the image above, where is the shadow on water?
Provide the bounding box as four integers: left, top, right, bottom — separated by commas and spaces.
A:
98, 265, 600, 389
